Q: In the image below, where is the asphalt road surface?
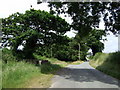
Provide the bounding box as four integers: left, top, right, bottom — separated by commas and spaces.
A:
49, 62, 120, 89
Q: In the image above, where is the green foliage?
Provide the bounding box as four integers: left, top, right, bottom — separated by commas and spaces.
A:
36, 44, 78, 61
90, 52, 120, 80
54, 47, 78, 61
48, 2, 120, 35
35, 36, 79, 61
88, 55, 93, 60
92, 52, 106, 61
48, 2, 119, 59
48, 2, 113, 58
74, 29, 106, 60
74, 33, 90, 60
35, 35, 72, 58
52, 41, 79, 61
40, 63, 61, 74
86, 29, 106, 55
2, 48, 16, 63
2, 9, 70, 59
107, 52, 120, 64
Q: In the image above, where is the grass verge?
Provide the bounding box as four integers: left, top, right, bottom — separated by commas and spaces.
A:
2, 49, 83, 88
0, 59, 2, 89
2, 61, 40, 88
89, 52, 120, 80
0, 49, 2, 89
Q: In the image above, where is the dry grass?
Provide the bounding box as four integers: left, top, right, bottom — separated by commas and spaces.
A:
24, 74, 53, 88
70, 60, 83, 65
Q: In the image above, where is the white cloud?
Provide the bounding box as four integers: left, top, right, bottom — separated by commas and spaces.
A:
65, 30, 77, 38
118, 34, 120, 51
103, 32, 118, 53
99, 19, 105, 30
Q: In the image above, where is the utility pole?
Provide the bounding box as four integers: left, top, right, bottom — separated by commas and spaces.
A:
78, 43, 80, 60
51, 45, 52, 58
118, 30, 120, 51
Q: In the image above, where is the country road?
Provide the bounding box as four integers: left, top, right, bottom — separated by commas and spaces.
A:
49, 62, 120, 89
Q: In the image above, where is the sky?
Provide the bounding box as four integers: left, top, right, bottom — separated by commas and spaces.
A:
0, 0, 118, 53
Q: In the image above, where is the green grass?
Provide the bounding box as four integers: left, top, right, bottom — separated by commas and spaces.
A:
2, 61, 40, 88
2, 60, 64, 88
2, 49, 66, 88
89, 52, 120, 80
2, 49, 63, 88
0, 49, 2, 89
0, 60, 2, 89
2, 49, 83, 88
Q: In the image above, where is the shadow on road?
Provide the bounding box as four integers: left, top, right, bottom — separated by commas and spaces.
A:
53, 67, 119, 86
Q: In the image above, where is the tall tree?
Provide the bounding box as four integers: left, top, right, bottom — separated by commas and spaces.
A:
86, 29, 106, 56
74, 33, 89, 60
47, 2, 119, 58
74, 29, 106, 59
2, 9, 70, 58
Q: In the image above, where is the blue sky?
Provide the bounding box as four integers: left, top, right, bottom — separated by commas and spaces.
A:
0, 0, 118, 53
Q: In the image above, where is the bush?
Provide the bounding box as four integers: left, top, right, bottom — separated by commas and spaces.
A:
2, 48, 16, 63
40, 63, 61, 74
88, 56, 93, 60
92, 52, 103, 60
107, 52, 120, 64
54, 47, 78, 61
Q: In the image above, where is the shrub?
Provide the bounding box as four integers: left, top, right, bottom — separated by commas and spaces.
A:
2, 48, 16, 63
92, 52, 103, 60
88, 56, 93, 60
107, 51, 120, 64
40, 63, 61, 74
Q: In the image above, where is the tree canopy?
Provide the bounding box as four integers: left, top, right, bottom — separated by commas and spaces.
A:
48, 2, 120, 35
47, 2, 119, 59
2, 9, 70, 58
2, 2, 118, 60
86, 29, 106, 56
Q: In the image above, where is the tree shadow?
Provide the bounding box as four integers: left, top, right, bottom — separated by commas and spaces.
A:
94, 52, 120, 86
52, 67, 119, 86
